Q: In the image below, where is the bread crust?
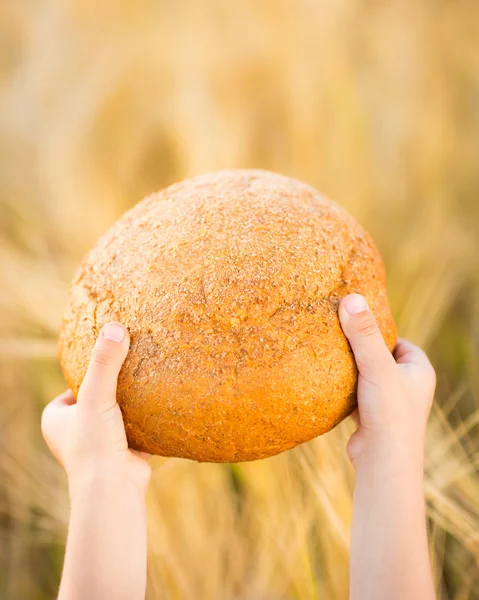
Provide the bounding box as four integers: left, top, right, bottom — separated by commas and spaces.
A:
59, 170, 397, 462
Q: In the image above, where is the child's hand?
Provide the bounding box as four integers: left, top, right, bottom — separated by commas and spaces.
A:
340, 294, 436, 600
338, 294, 436, 467
42, 323, 151, 494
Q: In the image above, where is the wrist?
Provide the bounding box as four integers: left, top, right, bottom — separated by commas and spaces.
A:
354, 431, 425, 475
68, 460, 150, 502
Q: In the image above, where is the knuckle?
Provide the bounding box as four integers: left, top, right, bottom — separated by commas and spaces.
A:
92, 346, 114, 367
354, 315, 379, 338
40, 411, 49, 436
40, 408, 59, 445
425, 363, 437, 390
40, 404, 53, 431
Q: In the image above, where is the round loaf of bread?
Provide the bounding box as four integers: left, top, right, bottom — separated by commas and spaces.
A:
59, 169, 396, 462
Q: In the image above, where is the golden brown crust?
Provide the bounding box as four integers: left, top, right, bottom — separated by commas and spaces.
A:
59, 169, 397, 462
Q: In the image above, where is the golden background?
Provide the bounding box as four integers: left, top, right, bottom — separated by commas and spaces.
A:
0, 1, 478, 598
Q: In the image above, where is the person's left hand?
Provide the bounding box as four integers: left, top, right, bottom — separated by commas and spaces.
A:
42, 323, 151, 494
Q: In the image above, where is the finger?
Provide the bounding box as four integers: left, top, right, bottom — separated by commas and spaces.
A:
349, 407, 360, 429
48, 389, 77, 409
78, 322, 130, 414
41, 394, 76, 429
41, 401, 76, 463
131, 450, 152, 462
394, 338, 436, 390
338, 294, 396, 384
394, 338, 432, 368
346, 429, 364, 466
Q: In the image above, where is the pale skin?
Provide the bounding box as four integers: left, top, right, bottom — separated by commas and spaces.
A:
339, 294, 436, 600
42, 294, 436, 600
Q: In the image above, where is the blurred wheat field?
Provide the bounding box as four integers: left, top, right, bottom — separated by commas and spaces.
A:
1, 1, 478, 599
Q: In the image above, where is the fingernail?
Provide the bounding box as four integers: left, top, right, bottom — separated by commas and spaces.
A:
102, 322, 125, 342
344, 294, 368, 315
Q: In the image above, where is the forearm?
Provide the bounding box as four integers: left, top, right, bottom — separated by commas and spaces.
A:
350, 442, 435, 600
58, 474, 148, 600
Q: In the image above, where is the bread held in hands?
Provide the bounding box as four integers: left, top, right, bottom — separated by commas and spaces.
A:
59, 170, 396, 462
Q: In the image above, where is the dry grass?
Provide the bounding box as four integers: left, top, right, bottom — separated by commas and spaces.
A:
1, 1, 478, 599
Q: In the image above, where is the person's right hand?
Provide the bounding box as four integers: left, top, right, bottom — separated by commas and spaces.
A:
338, 294, 436, 467
41, 322, 151, 495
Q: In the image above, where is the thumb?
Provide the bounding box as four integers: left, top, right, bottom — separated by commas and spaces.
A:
78, 322, 130, 413
338, 294, 396, 384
